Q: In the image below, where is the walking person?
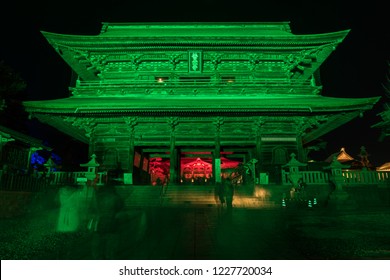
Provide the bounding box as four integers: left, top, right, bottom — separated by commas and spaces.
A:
214, 181, 225, 215
225, 177, 235, 212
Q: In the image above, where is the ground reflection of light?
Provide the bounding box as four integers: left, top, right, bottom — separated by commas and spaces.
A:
254, 186, 269, 200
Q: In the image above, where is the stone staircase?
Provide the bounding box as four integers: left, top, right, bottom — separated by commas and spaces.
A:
162, 185, 217, 208
115, 184, 280, 209
162, 184, 279, 208
116, 185, 163, 208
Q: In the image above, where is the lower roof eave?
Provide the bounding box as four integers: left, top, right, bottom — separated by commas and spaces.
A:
23, 96, 380, 116
25, 105, 378, 116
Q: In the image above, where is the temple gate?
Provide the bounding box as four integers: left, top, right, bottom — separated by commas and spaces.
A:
23, 22, 379, 186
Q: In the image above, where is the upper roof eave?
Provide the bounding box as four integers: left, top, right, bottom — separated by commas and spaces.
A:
40, 26, 350, 47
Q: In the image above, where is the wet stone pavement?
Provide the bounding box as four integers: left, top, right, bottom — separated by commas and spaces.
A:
1, 205, 390, 260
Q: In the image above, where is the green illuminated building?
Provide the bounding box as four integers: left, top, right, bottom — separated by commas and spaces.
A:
23, 22, 379, 185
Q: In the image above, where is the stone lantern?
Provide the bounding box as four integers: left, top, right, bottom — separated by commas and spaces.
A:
80, 154, 100, 183
323, 155, 354, 209
324, 155, 350, 192
44, 157, 57, 181
283, 153, 307, 188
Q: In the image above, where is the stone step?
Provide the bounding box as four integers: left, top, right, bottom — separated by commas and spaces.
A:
116, 186, 162, 208
115, 184, 279, 208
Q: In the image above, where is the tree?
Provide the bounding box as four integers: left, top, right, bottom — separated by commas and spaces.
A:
382, 61, 390, 98
0, 60, 26, 100
0, 60, 28, 129
373, 61, 390, 141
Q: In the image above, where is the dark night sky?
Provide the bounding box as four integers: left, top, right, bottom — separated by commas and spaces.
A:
0, 1, 389, 166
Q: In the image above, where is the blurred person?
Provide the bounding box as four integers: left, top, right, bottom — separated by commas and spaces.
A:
214, 181, 225, 216
57, 184, 82, 232
225, 177, 235, 211
90, 171, 124, 259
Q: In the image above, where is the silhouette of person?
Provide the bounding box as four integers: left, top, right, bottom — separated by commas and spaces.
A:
91, 172, 124, 259
215, 181, 225, 207
225, 177, 235, 211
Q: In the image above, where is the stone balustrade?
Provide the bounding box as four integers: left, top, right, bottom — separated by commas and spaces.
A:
282, 169, 389, 186
342, 170, 390, 186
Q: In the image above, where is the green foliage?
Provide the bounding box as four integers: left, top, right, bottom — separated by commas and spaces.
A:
382, 61, 390, 99
0, 60, 28, 129
0, 60, 26, 99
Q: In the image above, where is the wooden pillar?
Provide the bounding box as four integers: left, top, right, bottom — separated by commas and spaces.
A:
176, 147, 181, 183
125, 117, 138, 185
211, 150, 216, 181
255, 134, 262, 172
213, 117, 223, 182
139, 150, 145, 184
169, 134, 177, 184
254, 119, 264, 181
88, 135, 95, 157
168, 117, 179, 184
128, 132, 135, 185
296, 135, 306, 163
214, 134, 221, 183
85, 125, 96, 158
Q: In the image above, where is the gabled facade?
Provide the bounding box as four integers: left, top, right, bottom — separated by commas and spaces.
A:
23, 22, 380, 185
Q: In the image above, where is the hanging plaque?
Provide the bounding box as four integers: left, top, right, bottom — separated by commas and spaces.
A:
188, 51, 202, 73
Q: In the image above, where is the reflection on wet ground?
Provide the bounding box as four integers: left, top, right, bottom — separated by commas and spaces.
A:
1, 206, 390, 260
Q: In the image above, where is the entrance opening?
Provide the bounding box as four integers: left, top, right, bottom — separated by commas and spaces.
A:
148, 151, 242, 186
